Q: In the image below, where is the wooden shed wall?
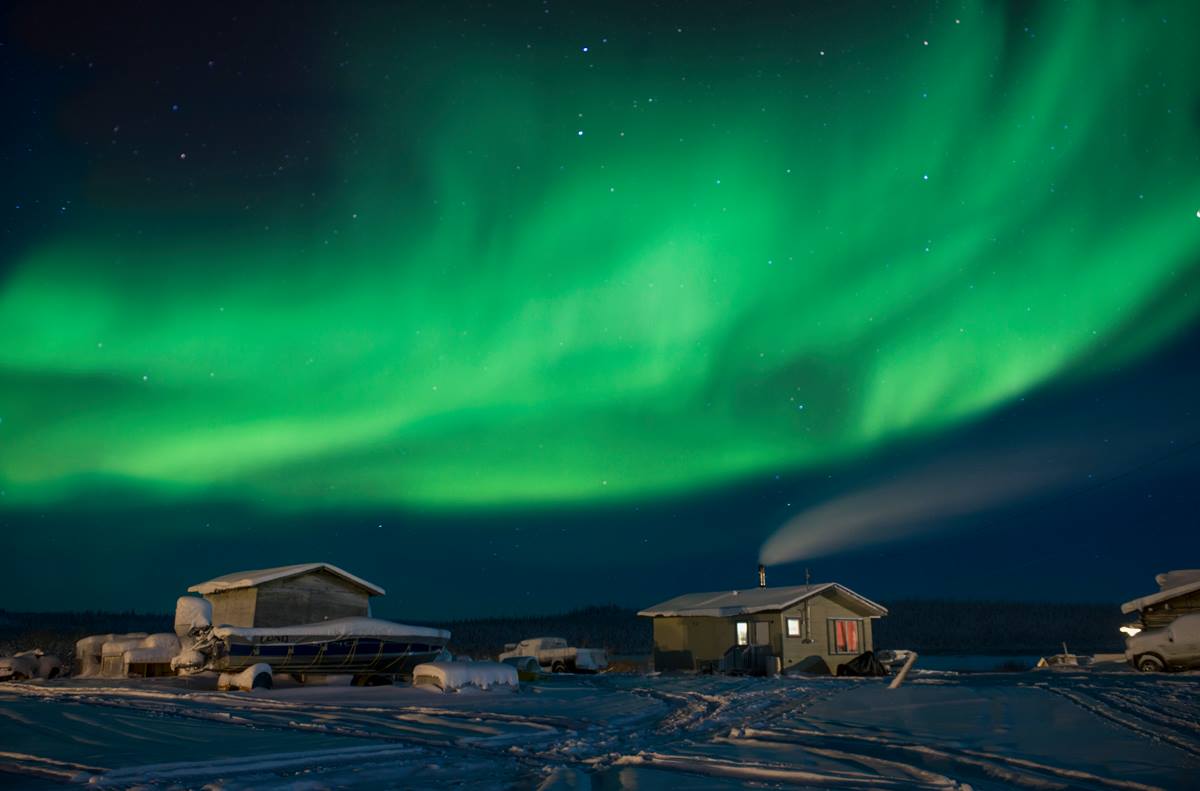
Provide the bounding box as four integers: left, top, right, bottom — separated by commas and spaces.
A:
207, 588, 258, 628
252, 569, 370, 627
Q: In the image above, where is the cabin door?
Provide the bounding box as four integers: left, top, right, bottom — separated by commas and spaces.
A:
753, 621, 771, 645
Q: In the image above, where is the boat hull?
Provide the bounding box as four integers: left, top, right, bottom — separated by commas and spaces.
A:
211, 635, 446, 676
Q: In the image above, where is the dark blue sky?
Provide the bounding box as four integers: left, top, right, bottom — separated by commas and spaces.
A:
1, 1, 1197, 619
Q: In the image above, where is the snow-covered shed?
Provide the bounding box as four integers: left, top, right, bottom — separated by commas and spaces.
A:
639, 577, 887, 674
80, 633, 181, 678
1121, 569, 1200, 628
187, 563, 385, 629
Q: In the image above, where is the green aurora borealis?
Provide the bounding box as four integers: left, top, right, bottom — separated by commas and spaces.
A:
2, 1, 1199, 511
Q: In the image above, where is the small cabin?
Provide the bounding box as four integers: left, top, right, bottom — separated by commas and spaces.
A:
187, 563, 385, 628
639, 578, 887, 674
1121, 569, 1200, 628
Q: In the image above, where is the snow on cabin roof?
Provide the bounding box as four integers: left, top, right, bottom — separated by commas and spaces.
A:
188, 563, 385, 596
638, 582, 887, 618
1121, 577, 1200, 614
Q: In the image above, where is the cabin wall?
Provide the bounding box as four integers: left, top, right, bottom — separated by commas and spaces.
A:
252, 569, 370, 627
652, 616, 744, 670
206, 588, 258, 628
780, 595, 875, 673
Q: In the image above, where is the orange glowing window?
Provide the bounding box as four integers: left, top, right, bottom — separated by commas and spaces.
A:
831, 619, 861, 654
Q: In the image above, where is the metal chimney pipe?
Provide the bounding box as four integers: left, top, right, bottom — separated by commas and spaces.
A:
758, 564, 766, 588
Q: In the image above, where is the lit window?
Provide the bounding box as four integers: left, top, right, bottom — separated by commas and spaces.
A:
831, 619, 861, 654
786, 617, 802, 637
736, 621, 749, 646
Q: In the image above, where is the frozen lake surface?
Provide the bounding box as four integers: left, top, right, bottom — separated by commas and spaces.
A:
1, 667, 1198, 789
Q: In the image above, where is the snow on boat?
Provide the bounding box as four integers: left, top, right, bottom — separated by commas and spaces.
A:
201, 617, 450, 678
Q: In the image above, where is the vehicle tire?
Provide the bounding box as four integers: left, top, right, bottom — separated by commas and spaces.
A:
251, 670, 273, 690
551, 661, 566, 674
1136, 654, 1165, 673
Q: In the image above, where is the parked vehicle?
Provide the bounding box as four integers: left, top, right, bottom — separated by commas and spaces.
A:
498, 637, 607, 673
1125, 612, 1200, 672
0, 650, 62, 682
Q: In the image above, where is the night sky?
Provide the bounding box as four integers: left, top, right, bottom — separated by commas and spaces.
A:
1, 1, 1198, 619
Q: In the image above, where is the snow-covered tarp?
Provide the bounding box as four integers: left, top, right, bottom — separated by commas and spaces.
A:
75, 633, 149, 677
124, 645, 181, 665
0, 653, 40, 681
212, 617, 448, 643
218, 663, 273, 691
0, 651, 61, 681
85, 634, 184, 676
171, 649, 206, 673
188, 563, 385, 596
101, 636, 152, 658
0, 652, 62, 681
412, 661, 518, 692
174, 596, 212, 637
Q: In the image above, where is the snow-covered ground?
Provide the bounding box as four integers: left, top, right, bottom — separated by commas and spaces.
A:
1, 666, 1197, 789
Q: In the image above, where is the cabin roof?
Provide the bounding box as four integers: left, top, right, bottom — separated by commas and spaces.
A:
1121, 578, 1200, 614
638, 582, 887, 618
187, 563, 385, 597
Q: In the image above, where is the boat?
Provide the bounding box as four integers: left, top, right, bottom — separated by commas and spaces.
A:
194, 617, 450, 679
1035, 642, 1079, 670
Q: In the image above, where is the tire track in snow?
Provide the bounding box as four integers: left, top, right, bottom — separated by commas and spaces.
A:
735, 726, 1164, 791
1034, 683, 1200, 759
612, 750, 966, 789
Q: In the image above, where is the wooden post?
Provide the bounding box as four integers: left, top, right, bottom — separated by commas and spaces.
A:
888, 652, 918, 689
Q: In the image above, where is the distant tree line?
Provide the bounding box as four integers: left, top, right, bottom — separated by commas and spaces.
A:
433, 605, 648, 658
0, 609, 171, 663
873, 599, 1127, 655
438, 599, 1127, 658
0, 599, 1128, 664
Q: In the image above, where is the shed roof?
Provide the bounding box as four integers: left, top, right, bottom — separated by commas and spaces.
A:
638, 582, 887, 618
1121, 577, 1200, 614
188, 563, 385, 597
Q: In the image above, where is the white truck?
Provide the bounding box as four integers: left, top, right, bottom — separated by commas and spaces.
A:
498, 637, 607, 673
1125, 612, 1200, 672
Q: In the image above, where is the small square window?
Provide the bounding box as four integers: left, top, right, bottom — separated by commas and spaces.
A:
786, 617, 802, 637
736, 621, 749, 646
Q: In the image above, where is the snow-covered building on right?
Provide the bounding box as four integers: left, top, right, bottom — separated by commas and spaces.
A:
638, 572, 887, 675
1120, 569, 1200, 672
1121, 569, 1200, 628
